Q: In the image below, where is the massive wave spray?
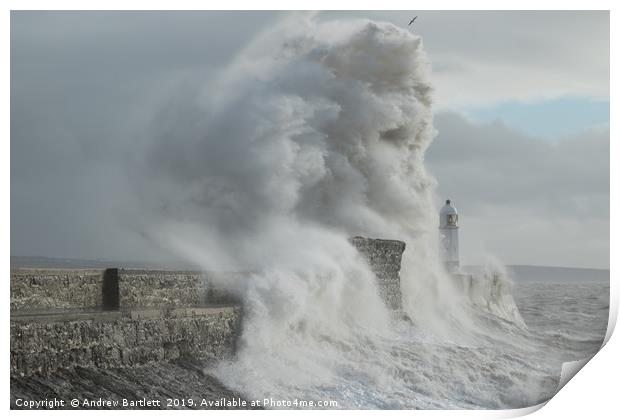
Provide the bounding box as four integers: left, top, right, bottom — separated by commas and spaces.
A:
130, 15, 551, 408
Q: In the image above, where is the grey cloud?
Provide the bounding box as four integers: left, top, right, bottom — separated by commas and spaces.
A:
10, 11, 281, 260
10, 11, 609, 269
426, 112, 609, 268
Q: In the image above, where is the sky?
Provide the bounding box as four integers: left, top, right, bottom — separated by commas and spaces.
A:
10, 11, 610, 268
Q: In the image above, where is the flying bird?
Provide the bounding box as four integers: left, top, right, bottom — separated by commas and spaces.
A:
408, 16, 418, 26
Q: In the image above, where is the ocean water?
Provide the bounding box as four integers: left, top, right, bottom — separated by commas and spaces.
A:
213, 274, 610, 409
512, 279, 609, 376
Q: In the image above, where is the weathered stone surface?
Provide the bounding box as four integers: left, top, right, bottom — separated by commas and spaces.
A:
11, 269, 104, 311
118, 270, 239, 308
10, 269, 240, 312
10, 307, 241, 377
350, 236, 406, 310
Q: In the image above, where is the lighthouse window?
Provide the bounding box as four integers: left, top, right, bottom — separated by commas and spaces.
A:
447, 214, 457, 226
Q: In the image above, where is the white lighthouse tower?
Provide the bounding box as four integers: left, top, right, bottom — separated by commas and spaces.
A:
439, 199, 459, 272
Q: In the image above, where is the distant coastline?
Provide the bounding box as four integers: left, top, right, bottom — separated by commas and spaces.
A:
12, 256, 610, 282
463, 264, 609, 282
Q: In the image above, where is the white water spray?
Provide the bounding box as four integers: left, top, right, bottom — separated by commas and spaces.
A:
131, 15, 536, 408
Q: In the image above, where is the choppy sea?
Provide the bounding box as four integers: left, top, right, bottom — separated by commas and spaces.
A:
213, 272, 610, 409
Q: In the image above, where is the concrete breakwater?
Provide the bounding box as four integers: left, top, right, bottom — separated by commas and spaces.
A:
10, 237, 406, 408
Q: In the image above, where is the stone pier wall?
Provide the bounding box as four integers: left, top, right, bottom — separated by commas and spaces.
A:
11, 307, 240, 377
350, 236, 406, 310
118, 270, 239, 308
10, 268, 242, 379
10, 236, 406, 381
10, 269, 240, 312
11, 269, 105, 311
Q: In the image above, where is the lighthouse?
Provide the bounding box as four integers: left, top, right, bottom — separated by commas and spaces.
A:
439, 199, 459, 271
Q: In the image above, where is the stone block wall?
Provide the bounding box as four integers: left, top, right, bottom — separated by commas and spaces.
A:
10, 236, 406, 380
10, 269, 105, 311
118, 270, 239, 308
11, 307, 241, 377
10, 269, 240, 312
11, 238, 405, 313
350, 236, 406, 310
10, 268, 242, 378
119, 270, 206, 308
